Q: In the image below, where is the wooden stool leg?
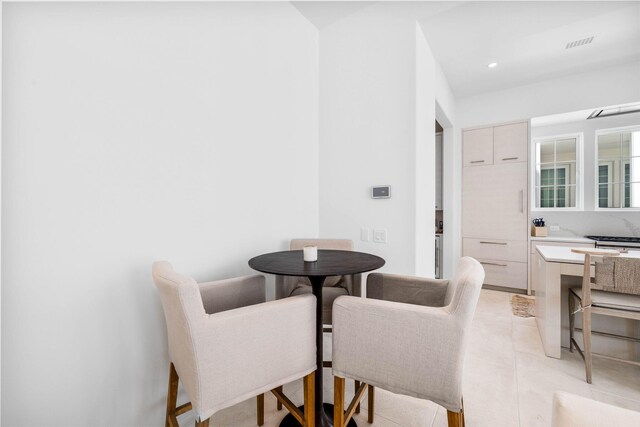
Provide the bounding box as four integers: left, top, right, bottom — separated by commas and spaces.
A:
581, 253, 593, 384
166, 363, 179, 427
257, 393, 264, 426
304, 372, 315, 427
568, 294, 575, 352
367, 385, 374, 423
276, 386, 283, 410
447, 411, 463, 427
355, 381, 361, 414
334, 376, 345, 427
195, 418, 209, 427
583, 306, 593, 384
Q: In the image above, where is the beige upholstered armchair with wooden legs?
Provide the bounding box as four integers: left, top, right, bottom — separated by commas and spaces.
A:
152, 261, 316, 427
331, 257, 484, 427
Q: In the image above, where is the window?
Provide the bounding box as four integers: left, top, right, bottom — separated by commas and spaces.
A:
533, 134, 582, 209
598, 163, 611, 208
596, 126, 640, 209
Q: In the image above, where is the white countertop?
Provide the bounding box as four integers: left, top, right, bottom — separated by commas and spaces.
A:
530, 236, 595, 244
536, 245, 640, 264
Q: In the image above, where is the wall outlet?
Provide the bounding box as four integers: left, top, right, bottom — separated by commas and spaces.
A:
360, 228, 370, 242
550, 225, 560, 232
373, 229, 387, 243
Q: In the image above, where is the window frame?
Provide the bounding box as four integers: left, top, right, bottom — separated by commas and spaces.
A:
531, 132, 584, 211
594, 125, 640, 211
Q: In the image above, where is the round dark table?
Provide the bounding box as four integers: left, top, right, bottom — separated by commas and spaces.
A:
249, 250, 385, 427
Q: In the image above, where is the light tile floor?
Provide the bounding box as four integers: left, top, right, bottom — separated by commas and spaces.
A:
179, 289, 640, 426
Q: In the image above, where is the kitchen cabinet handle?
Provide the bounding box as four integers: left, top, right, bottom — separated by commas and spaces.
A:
480, 241, 507, 245
470, 160, 485, 164
519, 190, 524, 213
480, 262, 508, 267
502, 157, 518, 161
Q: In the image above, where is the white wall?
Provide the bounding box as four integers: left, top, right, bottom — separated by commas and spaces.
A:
319, 6, 417, 275
1, 3, 318, 425
0, 2, 3, 421
318, 4, 450, 278
415, 23, 436, 277
532, 114, 640, 237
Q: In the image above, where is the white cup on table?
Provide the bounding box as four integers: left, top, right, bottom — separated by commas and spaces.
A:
303, 245, 318, 262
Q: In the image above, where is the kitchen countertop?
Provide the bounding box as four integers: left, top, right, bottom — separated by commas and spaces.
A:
530, 236, 594, 244
536, 245, 640, 264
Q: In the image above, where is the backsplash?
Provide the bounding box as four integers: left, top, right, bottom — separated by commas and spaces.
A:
530, 211, 640, 237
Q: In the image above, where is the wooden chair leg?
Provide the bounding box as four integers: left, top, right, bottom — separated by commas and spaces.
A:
275, 386, 283, 410
568, 294, 575, 352
355, 381, 361, 414
195, 418, 210, 427
166, 363, 179, 427
367, 385, 374, 423
304, 372, 315, 427
257, 393, 264, 426
583, 306, 593, 384
447, 411, 463, 427
334, 376, 345, 427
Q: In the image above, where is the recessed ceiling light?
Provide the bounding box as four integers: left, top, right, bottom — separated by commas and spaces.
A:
487, 62, 497, 68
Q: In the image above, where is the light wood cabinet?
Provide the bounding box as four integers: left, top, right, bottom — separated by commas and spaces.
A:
477, 259, 528, 290
463, 238, 528, 263
494, 122, 528, 164
463, 127, 493, 166
462, 162, 527, 240
462, 120, 529, 291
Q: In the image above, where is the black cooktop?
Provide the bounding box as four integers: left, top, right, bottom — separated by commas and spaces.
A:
585, 235, 640, 243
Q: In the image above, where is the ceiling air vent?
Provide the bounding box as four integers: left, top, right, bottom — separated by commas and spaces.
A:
565, 36, 594, 49
587, 103, 640, 119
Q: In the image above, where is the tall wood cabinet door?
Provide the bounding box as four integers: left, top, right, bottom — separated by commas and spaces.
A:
462, 163, 527, 240
462, 165, 496, 238
494, 122, 528, 164
463, 127, 493, 166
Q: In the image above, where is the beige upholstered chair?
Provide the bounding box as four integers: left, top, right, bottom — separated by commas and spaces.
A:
568, 248, 640, 384
331, 257, 484, 427
552, 391, 640, 426
275, 239, 361, 326
152, 261, 316, 427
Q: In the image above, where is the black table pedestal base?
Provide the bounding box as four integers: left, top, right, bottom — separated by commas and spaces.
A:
278, 404, 358, 427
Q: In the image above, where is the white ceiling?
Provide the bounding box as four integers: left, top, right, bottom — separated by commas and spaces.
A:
419, 1, 640, 98
291, 1, 377, 29
292, 1, 640, 99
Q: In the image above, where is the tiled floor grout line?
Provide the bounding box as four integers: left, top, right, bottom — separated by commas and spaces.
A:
371, 411, 404, 426
511, 306, 524, 427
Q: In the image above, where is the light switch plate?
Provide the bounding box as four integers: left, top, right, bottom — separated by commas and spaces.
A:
550, 225, 560, 232
373, 229, 387, 243
360, 228, 370, 242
